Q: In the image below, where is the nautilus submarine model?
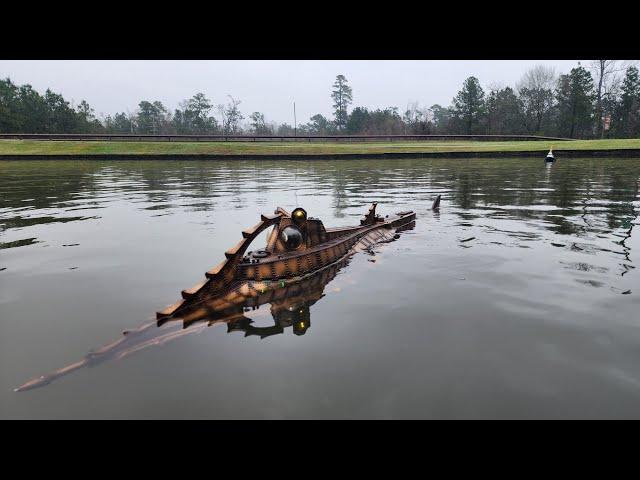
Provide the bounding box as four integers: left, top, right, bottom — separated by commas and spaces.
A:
156, 203, 417, 323
15, 202, 424, 392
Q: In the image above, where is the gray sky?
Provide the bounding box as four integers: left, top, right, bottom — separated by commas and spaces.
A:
0, 60, 586, 125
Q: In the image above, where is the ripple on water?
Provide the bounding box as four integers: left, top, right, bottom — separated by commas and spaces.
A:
1, 157, 639, 418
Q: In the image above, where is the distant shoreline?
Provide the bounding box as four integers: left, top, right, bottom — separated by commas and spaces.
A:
1, 138, 639, 160
2, 149, 640, 160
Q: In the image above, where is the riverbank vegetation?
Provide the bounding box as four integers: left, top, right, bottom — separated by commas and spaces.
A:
2, 138, 639, 156
1, 61, 639, 139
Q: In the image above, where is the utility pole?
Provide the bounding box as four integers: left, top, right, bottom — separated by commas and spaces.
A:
293, 101, 297, 137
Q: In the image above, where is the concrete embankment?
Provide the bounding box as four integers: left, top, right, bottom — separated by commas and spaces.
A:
2, 149, 640, 160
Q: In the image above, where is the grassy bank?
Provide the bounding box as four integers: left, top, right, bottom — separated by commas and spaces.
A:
0, 138, 639, 156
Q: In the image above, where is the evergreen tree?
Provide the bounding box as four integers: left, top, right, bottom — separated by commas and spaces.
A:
16, 84, 49, 132
331, 75, 353, 131
104, 112, 134, 133
44, 89, 78, 133
486, 87, 524, 134
452, 77, 486, 134
615, 66, 640, 138
306, 113, 332, 135
429, 104, 452, 134
345, 107, 369, 134
518, 86, 555, 135
367, 107, 404, 134
75, 100, 103, 133
173, 93, 217, 134
0, 78, 19, 132
136, 101, 170, 134
555, 66, 595, 138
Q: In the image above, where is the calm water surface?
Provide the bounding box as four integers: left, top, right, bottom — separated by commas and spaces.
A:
1, 158, 639, 419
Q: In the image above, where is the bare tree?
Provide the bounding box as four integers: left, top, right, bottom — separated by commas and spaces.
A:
590, 60, 638, 137
517, 65, 556, 91
487, 81, 505, 93
217, 95, 244, 134
126, 110, 137, 133
403, 101, 431, 134
517, 65, 556, 134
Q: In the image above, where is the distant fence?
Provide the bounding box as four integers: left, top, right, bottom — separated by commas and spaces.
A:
0, 133, 574, 142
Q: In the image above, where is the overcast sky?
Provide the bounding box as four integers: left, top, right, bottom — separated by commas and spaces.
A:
0, 60, 587, 125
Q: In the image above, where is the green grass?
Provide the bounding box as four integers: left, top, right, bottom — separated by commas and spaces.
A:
0, 138, 639, 156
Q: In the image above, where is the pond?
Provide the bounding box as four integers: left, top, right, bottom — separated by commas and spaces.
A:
1, 157, 639, 419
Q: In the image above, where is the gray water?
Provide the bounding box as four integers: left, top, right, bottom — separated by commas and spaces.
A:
1, 158, 639, 419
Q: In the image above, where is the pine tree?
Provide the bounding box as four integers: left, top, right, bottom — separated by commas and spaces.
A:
331, 75, 353, 131
555, 66, 595, 138
486, 87, 524, 134
615, 66, 640, 138
452, 77, 486, 134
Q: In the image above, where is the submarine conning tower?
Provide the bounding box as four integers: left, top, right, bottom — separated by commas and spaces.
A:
265, 207, 330, 252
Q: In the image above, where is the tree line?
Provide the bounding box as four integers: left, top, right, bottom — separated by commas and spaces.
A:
1, 61, 639, 138
0, 79, 104, 134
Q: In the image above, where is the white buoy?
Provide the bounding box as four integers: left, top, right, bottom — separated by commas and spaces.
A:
545, 146, 555, 162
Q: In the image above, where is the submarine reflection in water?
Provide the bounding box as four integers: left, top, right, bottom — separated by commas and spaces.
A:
15, 220, 415, 392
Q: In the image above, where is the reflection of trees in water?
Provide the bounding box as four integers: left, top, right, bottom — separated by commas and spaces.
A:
1, 161, 103, 235
281, 160, 403, 219
3, 158, 640, 244
331, 174, 348, 217
437, 160, 639, 240
134, 162, 223, 211
0, 161, 101, 212
614, 178, 639, 276
605, 171, 637, 229
449, 169, 477, 210
3, 157, 639, 285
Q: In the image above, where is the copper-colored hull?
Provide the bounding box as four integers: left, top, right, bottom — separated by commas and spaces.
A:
156, 205, 416, 320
